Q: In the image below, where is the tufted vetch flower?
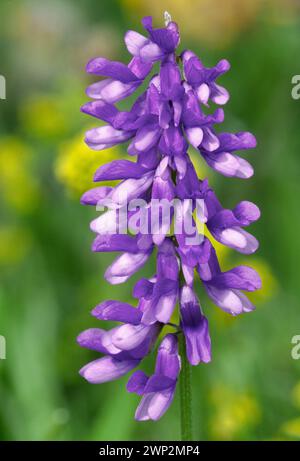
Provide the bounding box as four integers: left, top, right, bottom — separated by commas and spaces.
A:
78, 14, 261, 422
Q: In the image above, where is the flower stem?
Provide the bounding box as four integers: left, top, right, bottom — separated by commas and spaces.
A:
179, 333, 193, 441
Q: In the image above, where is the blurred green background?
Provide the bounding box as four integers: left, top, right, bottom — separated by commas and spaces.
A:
0, 0, 300, 441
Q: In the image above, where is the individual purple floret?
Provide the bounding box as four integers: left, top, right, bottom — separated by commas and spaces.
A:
85, 57, 152, 103
78, 14, 261, 421
180, 286, 211, 365
127, 334, 181, 421
181, 50, 230, 106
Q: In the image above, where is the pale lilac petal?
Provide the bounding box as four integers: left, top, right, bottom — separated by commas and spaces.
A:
105, 251, 151, 285
80, 186, 112, 206
185, 127, 204, 149
135, 389, 175, 421
201, 128, 220, 152
90, 208, 128, 235
80, 356, 139, 384
99, 328, 123, 355
110, 173, 153, 205
112, 323, 153, 350
131, 125, 161, 152
196, 83, 210, 105
87, 79, 140, 103
173, 101, 182, 127
174, 156, 187, 179
155, 292, 177, 323
152, 280, 178, 324
99, 80, 140, 103
124, 30, 149, 56
140, 43, 164, 62
204, 152, 254, 178
215, 227, 259, 254
204, 285, 254, 315
85, 125, 134, 151
86, 79, 111, 99
182, 262, 194, 286
210, 83, 230, 105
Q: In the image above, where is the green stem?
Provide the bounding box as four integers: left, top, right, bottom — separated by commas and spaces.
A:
179, 333, 193, 441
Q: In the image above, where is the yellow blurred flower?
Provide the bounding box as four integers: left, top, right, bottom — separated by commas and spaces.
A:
0, 226, 32, 267
210, 385, 261, 440
280, 418, 300, 440
0, 136, 40, 213
19, 95, 67, 139
55, 134, 122, 197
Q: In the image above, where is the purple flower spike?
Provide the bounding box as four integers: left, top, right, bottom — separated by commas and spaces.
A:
78, 14, 261, 422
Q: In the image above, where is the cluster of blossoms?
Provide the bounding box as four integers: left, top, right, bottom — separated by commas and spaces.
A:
78, 15, 261, 421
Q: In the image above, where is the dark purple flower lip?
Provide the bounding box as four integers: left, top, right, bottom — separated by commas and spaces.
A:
78, 13, 260, 421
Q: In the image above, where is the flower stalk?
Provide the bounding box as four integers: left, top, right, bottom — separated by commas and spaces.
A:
179, 333, 193, 441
